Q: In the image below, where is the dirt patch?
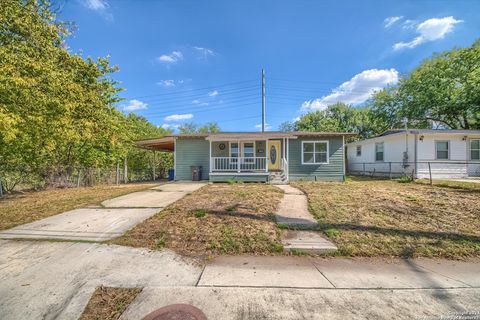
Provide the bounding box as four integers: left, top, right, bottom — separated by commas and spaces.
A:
0, 183, 158, 230
80, 286, 142, 320
112, 184, 284, 258
292, 177, 480, 259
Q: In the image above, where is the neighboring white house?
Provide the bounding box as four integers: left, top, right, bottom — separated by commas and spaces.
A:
346, 129, 480, 179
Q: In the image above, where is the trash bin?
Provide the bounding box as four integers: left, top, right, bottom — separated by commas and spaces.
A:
167, 169, 175, 181
191, 166, 202, 181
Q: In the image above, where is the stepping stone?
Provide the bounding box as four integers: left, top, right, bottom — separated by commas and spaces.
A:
282, 230, 337, 254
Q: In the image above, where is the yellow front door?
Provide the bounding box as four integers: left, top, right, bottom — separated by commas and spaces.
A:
267, 141, 281, 171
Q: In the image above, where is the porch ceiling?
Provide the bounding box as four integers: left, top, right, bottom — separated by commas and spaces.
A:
136, 136, 175, 152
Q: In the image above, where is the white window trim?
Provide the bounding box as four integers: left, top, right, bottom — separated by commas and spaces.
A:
375, 142, 384, 162
469, 139, 480, 160
356, 145, 362, 157
435, 140, 450, 160
241, 141, 256, 158
301, 141, 329, 165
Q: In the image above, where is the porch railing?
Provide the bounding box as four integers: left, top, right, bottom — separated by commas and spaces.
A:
211, 157, 267, 172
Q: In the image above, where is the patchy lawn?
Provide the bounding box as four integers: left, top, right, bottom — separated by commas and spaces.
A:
0, 183, 158, 230
112, 184, 284, 258
292, 177, 480, 259
80, 286, 142, 320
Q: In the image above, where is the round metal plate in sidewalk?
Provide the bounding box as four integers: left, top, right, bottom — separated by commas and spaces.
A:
142, 304, 207, 320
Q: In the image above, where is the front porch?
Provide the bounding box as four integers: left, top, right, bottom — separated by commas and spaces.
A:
207, 134, 291, 183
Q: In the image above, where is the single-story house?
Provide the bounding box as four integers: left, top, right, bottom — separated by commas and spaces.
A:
346, 129, 480, 179
137, 131, 355, 183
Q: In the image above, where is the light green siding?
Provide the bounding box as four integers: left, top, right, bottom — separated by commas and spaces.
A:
288, 137, 345, 181
175, 138, 210, 180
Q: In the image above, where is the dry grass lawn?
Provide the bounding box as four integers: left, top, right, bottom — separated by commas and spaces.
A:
0, 183, 157, 230
292, 177, 480, 259
79, 286, 142, 320
112, 184, 284, 258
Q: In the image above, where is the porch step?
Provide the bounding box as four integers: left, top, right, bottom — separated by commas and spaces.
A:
282, 230, 337, 254
269, 171, 288, 185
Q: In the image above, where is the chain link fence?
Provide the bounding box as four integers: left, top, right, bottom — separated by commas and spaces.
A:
348, 161, 480, 182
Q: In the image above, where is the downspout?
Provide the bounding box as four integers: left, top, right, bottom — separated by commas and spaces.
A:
173, 137, 177, 181
414, 133, 418, 179
343, 135, 346, 181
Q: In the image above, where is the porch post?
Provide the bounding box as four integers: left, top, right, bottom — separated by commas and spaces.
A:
209, 139, 212, 173
265, 139, 268, 172
237, 140, 240, 173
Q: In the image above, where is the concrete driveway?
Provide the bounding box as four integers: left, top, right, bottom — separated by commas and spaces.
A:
0, 182, 206, 241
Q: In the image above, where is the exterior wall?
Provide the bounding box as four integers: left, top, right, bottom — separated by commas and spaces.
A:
415, 134, 480, 178
175, 138, 210, 180
211, 140, 267, 157
347, 133, 480, 178
288, 137, 345, 181
347, 134, 416, 177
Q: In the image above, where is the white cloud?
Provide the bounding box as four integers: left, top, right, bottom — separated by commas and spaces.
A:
156, 80, 176, 87
123, 99, 148, 112
164, 113, 193, 121
402, 19, 417, 30
192, 99, 209, 106
393, 16, 463, 50
83, 0, 108, 11
254, 123, 272, 131
384, 16, 403, 28
157, 51, 183, 63
301, 68, 399, 112
81, 0, 113, 20
208, 90, 219, 97
194, 46, 215, 60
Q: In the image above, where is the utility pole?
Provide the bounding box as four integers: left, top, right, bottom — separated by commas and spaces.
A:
261, 68, 265, 132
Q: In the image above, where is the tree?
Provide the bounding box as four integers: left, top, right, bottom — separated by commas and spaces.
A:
178, 122, 220, 134
372, 40, 480, 129
278, 121, 296, 132
294, 103, 383, 140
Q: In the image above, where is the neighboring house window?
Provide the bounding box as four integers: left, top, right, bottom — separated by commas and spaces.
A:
356, 145, 362, 157
375, 142, 384, 162
471, 139, 480, 160
302, 141, 328, 164
435, 141, 449, 160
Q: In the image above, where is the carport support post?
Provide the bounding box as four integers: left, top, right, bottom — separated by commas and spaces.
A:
116, 161, 120, 185
123, 156, 128, 184
76, 169, 81, 188
152, 151, 156, 181
428, 161, 432, 185
0, 177, 3, 197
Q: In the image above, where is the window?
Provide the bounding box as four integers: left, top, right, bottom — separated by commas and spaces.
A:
230, 143, 239, 162
302, 141, 328, 164
375, 142, 384, 162
356, 145, 362, 157
435, 141, 449, 160
242, 142, 254, 163
471, 139, 480, 160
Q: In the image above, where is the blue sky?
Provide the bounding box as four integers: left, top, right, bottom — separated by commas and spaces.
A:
59, 0, 480, 132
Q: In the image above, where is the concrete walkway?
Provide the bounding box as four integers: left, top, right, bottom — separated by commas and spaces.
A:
0, 182, 206, 241
274, 184, 337, 253
121, 255, 480, 320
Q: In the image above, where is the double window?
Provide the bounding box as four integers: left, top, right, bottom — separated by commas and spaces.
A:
230, 142, 255, 162
471, 139, 480, 160
435, 141, 449, 160
302, 141, 328, 164
375, 142, 384, 162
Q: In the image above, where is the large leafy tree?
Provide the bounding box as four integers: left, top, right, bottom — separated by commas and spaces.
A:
0, 1, 169, 190
178, 122, 221, 134
372, 40, 480, 129
282, 103, 383, 140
